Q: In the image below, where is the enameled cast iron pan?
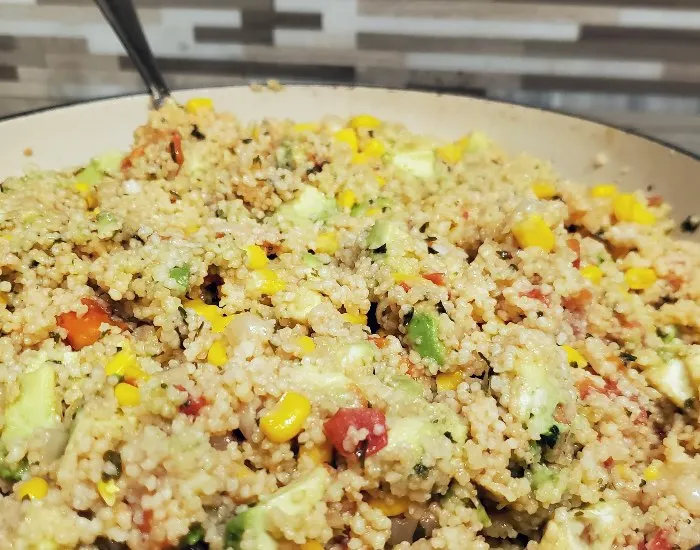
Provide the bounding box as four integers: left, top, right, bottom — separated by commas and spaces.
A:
1, 85, 699, 241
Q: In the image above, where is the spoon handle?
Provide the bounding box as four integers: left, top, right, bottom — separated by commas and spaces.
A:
94, 0, 170, 108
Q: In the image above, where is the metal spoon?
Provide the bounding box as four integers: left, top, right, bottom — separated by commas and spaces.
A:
94, 0, 170, 108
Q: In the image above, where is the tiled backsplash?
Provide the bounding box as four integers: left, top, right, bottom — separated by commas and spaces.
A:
1, 0, 700, 153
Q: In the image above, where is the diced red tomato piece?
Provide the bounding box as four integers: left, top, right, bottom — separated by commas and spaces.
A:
368, 335, 388, 349
562, 289, 592, 312
645, 529, 671, 550
137, 508, 153, 534
175, 385, 208, 416
399, 282, 411, 292
603, 457, 614, 470
324, 408, 388, 458
57, 298, 124, 350
567, 238, 581, 269
647, 195, 664, 207
521, 288, 551, 306
422, 272, 445, 286
462, 211, 469, 220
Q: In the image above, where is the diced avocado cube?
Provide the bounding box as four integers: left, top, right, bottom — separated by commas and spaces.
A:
389, 375, 424, 399
224, 507, 274, 550
277, 186, 336, 223
224, 467, 330, 549
406, 310, 445, 365
179, 522, 205, 547
645, 358, 696, 408
392, 150, 435, 179
281, 287, 323, 322
302, 252, 324, 268
1, 364, 60, 445
339, 342, 376, 370
75, 164, 101, 186
510, 357, 566, 437
92, 150, 124, 175
366, 220, 392, 252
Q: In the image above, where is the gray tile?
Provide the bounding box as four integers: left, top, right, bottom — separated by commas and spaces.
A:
526, 39, 700, 62
38, 0, 271, 7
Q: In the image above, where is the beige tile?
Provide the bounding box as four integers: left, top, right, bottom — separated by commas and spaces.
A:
663, 62, 700, 82
0, 96, 59, 119
15, 36, 87, 55
358, 33, 524, 55
45, 52, 120, 71
358, 0, 620, 24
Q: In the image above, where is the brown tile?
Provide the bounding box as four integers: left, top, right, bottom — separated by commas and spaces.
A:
38, 0, 270, 7
407, 69, 521, 92
14, 36, 88, 55
45, 53, 120, 72
494, 0, 700, 5
0, 64, 18, 82
195, 26, 272, 45
243, 45, 405, 68
521, 74, 700, 96
119, 55, 356, 82
525, 39, 699, 62
0, 36, 14, 51
581, 25, 700, 43
358, 33, 523, 55
241, 10, 322, 30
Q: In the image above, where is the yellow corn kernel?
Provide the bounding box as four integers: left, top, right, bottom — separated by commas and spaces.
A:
295, 335, 316, 355
375, 175, 386, 187
580, 264, 603, 285
207, 339, 228, 367
260, 391, 311, 443
74, 182, 98, 209
315, 232, 338, 255
293, 122, 319, 132
334, 128, 358, 153
105, 346, 138, 377
185, 224, 199, 235
234, 463, 254, 479
436, 371, 463, 392
643, 464, 661, 482
16, 477, 48, 501
337, 189, 357, 210
363, 138, 386, 158
245, 244, 269, 270
342, 312, 367, 325
247, 269, 286, 296
392, 273, 423, 286
301, 542, 324, 550
562, 345, 588, 368
351, 152, 370, 165
436, 143, 463, 165
350, 114, 381, 130
613, 193, 656, 225
0, 293, 6, 307
624, 267, 657, 290
513, 215, 555, 253
590, 184, 618, 198
185, 97, 214, 114
369, 495, 410, 517
532, 181, 557, 200
300, 441, 333, 465
97, 479, 120, 506
183, 299, 233, 333
365, 208, 381, 216
114, 383, 140, 407
614, 464, 634, 481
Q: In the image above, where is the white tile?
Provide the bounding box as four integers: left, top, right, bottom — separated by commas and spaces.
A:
358, 16, 579, 41
619, 8, 700, 29
406, 53, 664, 80
273, 29, 355, 49
158, 7, 241, 27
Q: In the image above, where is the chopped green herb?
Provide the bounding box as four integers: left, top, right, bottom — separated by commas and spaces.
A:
0, 455, 28, 483
413, 463, 430, 478
101, 450, 122, 481
538, 424, 560, 448
620, 352, 637, 363
170, 265, 191, 290
179, 522, 205, 548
